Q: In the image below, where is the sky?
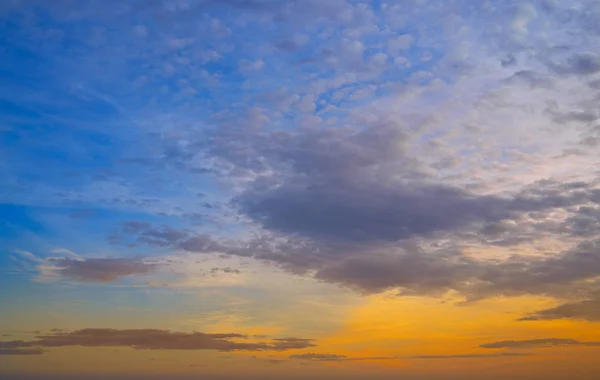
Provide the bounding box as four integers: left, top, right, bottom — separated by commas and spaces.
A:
0, 0, 599, 379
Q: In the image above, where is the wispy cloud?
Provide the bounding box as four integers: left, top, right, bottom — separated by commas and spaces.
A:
36, 257, 160, 283
480, 338, 600, 349
0, 328, 316, 353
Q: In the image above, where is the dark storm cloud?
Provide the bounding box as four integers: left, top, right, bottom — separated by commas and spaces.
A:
0, 329, 315, 353
50, 258, 159, 283
480, 338, 600, 349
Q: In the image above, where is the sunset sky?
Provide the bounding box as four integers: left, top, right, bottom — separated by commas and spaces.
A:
1, 1, 600, 379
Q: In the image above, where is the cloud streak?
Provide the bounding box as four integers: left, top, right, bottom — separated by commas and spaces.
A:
480, 338, 600, 349
44, 258, 160, 283
0, 329, 316, 353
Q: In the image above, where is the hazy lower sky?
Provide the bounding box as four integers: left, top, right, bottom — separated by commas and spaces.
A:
1, 1, 599, 379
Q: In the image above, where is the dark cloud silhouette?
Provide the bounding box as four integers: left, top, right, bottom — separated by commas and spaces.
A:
407, 353, 532, 359
288, 353, 395, 361
49, 258, 159, 283
269, 338, 317, 351
519, 297, 600, 322
210, 267, 241, 275
480, 338, 600, 349
287, 352, 530, 362
0, 329, 315, 353
0, 348, 44, 355
289, 353, 348, 361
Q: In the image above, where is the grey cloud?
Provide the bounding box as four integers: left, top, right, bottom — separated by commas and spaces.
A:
480, 338, 600, 349
0, 348, 45, 355
210, 267, 241, 275
288, 353, 395, 361
289, 353, 348, 361
471, 239, 600, 299
270, 338, 317, 351
120, 221, 190, 247
212, 121, 599, 246
500, 54, 517, 67
560, 206, 600, 237
196, 119, 600, 299
218, 124, 590, 245
312, 247, 481, 295
115, 221, 221, 252
407, 352, 532, 359
506, 70, 554, 89
0, 329, 315, 353
111, 204, 600, 302
50, 258, 159, 283
236, 181, 517, 243
519, 297, 600, 322
551, 52, 600, 75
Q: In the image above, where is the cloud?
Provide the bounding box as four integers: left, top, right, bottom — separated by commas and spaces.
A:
0, 348, 45, 355
115, 221, 600, 300
288, 353, 395, 362
45, 258, 160, 283
0, 329, 315, 353
13, 250, 40, 262
4, 0, 600, 326
406, 353, 533, 359
387, 34, 413, 56
287, 352, 530, 362
480, 338, 600, 349
239, 59, 265, 74
519, 297, 600, 322
118, 221, 190, 247
269, 338, 317, 351
550, 52, 600, 76
216, 123, 597, 245
113, 221, 221, 252
210, 267, 241, 275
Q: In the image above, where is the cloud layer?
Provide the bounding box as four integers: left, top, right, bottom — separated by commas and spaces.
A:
2, 0, 600, 332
